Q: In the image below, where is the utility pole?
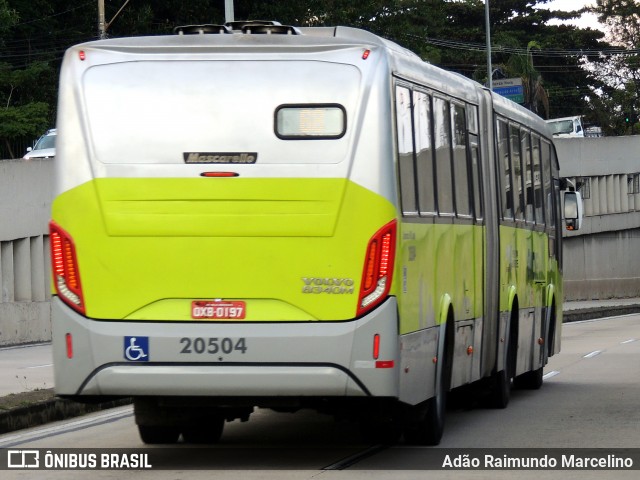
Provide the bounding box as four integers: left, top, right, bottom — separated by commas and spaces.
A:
98, 0, 132, 39
98, 0, 106, 39
485, 0, 492, 90
225, 0, 235, 23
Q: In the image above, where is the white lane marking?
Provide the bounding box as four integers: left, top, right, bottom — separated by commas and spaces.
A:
583, 350, 603, 358
621, 338, 637, 344
543, 370, 560, 380
23, 364, 53, 369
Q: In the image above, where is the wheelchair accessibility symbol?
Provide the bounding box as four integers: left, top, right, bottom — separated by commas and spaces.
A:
124, 336, 149, 362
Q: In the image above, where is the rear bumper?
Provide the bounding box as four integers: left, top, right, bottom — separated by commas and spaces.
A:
52, 297, 400, 399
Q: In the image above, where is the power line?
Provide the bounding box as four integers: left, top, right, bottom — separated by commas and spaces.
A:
419, 35, 640, 58
11, 1, 95, 28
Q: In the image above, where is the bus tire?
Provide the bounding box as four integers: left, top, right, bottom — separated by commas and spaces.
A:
359, 416, 402, 445
181, 415, 225, 444
403, 387, 446, 445
514, 366, 543, 390
137, 425, 180, 444
404, 326, 450, 446
487, 315, 517, 409
488, 368, 511, 409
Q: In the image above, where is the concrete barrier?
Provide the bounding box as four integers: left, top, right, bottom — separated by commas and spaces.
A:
0, 159, 53, 346
2, 135, 640, 345
557, 136, 640, 300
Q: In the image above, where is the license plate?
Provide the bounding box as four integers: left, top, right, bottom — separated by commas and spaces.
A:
191, 300, 246, 320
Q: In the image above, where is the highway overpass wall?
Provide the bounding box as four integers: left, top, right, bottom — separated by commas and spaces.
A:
0, 159, 53, 346
2, 136, 639, 344
557, 136, 640, 301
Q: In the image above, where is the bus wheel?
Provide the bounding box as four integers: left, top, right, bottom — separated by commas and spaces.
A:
404, 346, 448, 445
359, 402, 403, 445
359, 417, 402, 445
137, 425, 180, 444
181, 415, 225, 444
514, 366, 543, 390
487, 368, 510, 409
487, 327, 516, 409
403, 388, 446, 445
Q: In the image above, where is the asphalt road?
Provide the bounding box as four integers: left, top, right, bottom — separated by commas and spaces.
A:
0, 343, 53, 396
1, 314, 639, 479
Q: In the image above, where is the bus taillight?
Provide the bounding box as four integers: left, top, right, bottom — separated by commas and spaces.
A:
357, 220, 397, 316
50, 221, 85, 315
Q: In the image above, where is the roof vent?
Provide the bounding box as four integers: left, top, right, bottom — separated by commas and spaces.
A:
174, 21, 301, 36
173, 24, 232, 35
226, 20, 301, 35
241, 24, 300, 35
225, 20, 281, 30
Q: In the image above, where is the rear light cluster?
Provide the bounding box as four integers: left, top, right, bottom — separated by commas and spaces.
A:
357, 220, 397, 316
50, 221, 85, 314
372, 333, 394, 368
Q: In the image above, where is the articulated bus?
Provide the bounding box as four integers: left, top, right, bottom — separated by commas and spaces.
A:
50, 21, 582, 445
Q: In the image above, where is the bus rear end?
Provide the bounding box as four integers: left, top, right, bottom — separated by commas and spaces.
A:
51, 30, 399, 441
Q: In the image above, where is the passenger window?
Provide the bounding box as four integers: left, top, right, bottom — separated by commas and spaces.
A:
532, 134, 545, 225
470, 136, 482, 221
522, 131, 535, 223
414, 91, 436, 215
541, 140, 554, 230
510, 125, 524, 221
466, 105, 478, 135
496, 119, 513, 220
396, 86, 418, 216
434, 97, 454, 215
452, 103, 471, 217
468, 105, 482, 220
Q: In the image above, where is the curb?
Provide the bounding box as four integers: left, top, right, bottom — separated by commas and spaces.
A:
0, 395, 131, 435
563, 305, 640, 323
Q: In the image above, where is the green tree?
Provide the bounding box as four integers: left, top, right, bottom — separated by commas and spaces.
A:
506, 41, 550, 117
0, 62, 50, 158
0, 0, 618, 150
0, 0, 16, 36
586, 0, 640, 134
0, 0, 51, 158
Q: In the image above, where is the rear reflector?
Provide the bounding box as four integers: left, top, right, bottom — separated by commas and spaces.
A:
373, 333, 380, 359
66, 333, 73, 359
375, 360, 395, 369
50, 221, 85, 314
357, 220, 397, 316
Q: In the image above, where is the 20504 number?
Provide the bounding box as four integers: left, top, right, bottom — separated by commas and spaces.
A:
179, 337, 247, 355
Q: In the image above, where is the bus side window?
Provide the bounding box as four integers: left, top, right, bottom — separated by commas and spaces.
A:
531, 134, 545, 226
551, 148, 563, 265
468, 105, 483, 221
496, 119, 513, 220
414, 91, 436, 216
510, 124, 525, 221
452, 103, 471, 217
396, 86, 418, 216
541, 139, 556, 257
522, 130, 535, 224
434, 97, 454, 215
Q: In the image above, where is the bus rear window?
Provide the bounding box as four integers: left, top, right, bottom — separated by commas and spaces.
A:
275, 105, 346, 139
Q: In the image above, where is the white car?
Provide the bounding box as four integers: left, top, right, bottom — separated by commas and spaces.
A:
23, 129, 56, 159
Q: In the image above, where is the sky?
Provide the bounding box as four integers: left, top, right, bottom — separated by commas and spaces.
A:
542, 0, 603, 30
